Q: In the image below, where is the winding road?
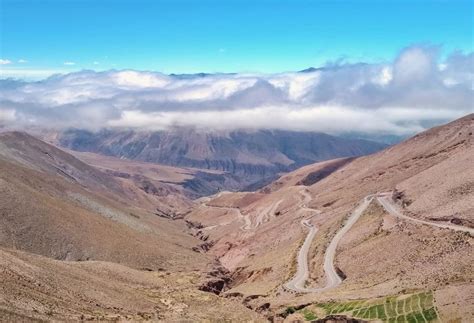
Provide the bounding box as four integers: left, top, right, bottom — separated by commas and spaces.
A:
377, 193, 474, 234
285, 195, 373, 293
200, 198, 284, 231
202, 189, 473, 295
200, 203, 253, 231
285, 191, 473, 294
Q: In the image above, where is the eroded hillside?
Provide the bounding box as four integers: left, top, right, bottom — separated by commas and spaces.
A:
186, 114, 474, 321
0, 115, 473, 322
0, 132, 262, 321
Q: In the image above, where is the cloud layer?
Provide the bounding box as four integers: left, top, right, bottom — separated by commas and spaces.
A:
1, 46, 473, 137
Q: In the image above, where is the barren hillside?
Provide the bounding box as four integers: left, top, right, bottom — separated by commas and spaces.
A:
186, 114, 474, 321
0, 115, 472, 321
0, 132, 264, 320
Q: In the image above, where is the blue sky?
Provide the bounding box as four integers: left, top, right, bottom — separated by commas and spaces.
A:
0, 0, 473, 77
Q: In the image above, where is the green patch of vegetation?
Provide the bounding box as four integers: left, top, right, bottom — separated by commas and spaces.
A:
406, 311, 426, 323
298, 291, 439, 322
359, 307, 370, 319
302, 309, 317, 321
395, 299, 401, 316
352, 308, 362, 317
423, 292, 434, 309
423, 307, 438, 321
318, 302, 334, 311
396, 315, 406, 323
375, 304, 387, 319
410, 294, 420, 311
367, 306, 378, 319
338, 302, 355, 312
386, 300, 397, 317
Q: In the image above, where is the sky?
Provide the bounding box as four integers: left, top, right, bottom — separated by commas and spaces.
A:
0, 1, 473, 138
1, 0, 473, 77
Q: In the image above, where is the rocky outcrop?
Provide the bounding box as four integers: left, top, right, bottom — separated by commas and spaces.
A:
198, 279, 228, 295
427, 214, 474, 228
192, 241, 215, 253
199, 266, 232, 295
335, 267, 347, 280
392, 189, 413, 207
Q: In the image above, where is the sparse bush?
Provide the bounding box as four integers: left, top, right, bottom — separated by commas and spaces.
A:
285, 306, 296, 314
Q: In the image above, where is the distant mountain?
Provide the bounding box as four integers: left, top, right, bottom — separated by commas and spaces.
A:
299, 63, 371, 73
169, 72, 237, 79
55, 128, 387, 192
298, 67, 318, 73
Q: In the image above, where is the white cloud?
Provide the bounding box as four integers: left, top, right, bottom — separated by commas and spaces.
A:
0, 109, 16, 122
63, 61, 76, 66
393, 46, 436, 84
0, 59, 12, 65
93, 61, 100, 65
372, 66, 392, 85
107, 105, 467, 136
112, 70, 169, 88
18, 59, 28, 63
1, 45, 473, 137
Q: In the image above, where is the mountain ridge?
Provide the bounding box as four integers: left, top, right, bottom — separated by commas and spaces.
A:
53, 127, 386, 193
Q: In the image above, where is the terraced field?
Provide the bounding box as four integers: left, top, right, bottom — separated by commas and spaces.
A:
295, 291, 440, 322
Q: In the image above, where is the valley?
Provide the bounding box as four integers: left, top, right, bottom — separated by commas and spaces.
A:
49, 128, 386, 195
1, 1, 472, 321
0, 114, 473, 322
185, 114, 474, 321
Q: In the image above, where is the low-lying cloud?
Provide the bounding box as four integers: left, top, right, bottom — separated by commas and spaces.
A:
1, 46, 472, 137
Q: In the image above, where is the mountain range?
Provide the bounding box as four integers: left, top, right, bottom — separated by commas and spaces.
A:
0, 114, 472, 321
50, 127, 386, 194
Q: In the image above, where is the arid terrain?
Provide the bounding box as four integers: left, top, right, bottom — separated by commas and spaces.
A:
1, 0, 472, 321
0, 131, 259, 320
0, 114, 473, 322
185, 114, 474, 321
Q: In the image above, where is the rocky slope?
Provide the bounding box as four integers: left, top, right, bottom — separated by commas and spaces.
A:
186, 114, 474, 321
0, 132, 265, 320
0, 131, 194, 216
0, 247, 260, 321
0, 132, 204, 269
1, 115, 472, 321
54, 128, 386, 193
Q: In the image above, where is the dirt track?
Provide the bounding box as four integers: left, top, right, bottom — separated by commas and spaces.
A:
377, 194, 474, 234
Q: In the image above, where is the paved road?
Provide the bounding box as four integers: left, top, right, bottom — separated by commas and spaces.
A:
285, 191, 473, 294
284, 218, 319, 292
285, 194, 374, 293
377, 194, 474, 234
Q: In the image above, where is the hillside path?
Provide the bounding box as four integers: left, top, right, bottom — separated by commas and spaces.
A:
377, 194, 474, 234
285, 193, 373, 293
